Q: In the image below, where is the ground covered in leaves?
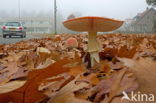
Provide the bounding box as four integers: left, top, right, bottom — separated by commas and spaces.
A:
0, 33, 156, 103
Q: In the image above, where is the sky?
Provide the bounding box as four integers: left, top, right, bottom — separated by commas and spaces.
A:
0, 0, 149, 20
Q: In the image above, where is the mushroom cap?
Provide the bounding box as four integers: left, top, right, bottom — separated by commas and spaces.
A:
66, 37, 78, 48
63, 16, 124, 32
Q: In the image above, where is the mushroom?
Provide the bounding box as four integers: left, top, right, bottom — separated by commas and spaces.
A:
66, 37, 78, 48
63, 16, 124, 67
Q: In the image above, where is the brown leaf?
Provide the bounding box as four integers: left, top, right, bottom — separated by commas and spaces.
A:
48, 77, 91, 103
38, 73, 73, 97
120, 57, 156, 96
0, 80, 26, 94
111, 97, 130, 103
117, 46, 137, 58
98, 69, 138, 103
78, 73, 100, 86
69, 65, 86, 77
0, 60, 21, 84
0, 59, 74, 103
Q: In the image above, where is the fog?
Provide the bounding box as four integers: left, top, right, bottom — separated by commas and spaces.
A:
0, 0, 148, 20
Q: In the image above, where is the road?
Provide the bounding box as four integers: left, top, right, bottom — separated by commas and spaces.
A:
0, 35, 43, 44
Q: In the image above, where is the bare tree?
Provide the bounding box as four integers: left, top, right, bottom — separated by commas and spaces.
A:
146, 0, 156, 7
67, 14, 76, 20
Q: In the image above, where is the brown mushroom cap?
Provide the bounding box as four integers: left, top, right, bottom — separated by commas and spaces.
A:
63, 16, 124, 32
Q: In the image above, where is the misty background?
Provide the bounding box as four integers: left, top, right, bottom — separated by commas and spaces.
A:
0, 0, 155, 34
0, 0, 148, 19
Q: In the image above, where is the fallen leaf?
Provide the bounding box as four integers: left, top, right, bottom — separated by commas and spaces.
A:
0, 80, 26, 94
78, 73, 100, 86
0, 59, 74, 103
69, 64, 86, 77
0, 60, 21, 84
100, 69, 138, 103
48, 77, 91, 103
111, 97, 130, 103
119, 57, 156, 96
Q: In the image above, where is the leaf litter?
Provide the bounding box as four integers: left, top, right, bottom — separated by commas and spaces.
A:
0, 33, 155, 103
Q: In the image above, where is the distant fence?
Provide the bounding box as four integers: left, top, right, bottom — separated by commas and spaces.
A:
116, 30, 156, 34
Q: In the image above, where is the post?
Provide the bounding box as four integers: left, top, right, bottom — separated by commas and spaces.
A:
18, 0, 21, 21
31, 20, 32, 34
54, 0, 57, 35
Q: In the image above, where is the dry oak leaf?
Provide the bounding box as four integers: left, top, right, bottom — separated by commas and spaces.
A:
101, 69, 138, 103
69, 64, 86, 77
0, 60, 23, 84
78, 73, 100, 86
0, 80, 26, 94
86, 69, 138, 102
119, 57, 156, 96
0, 52, 30, 84
48, 77, 91, 103
117, 45, 137, 58
100, 46, 136, 60
24, 51, 38, 70
36, 47, 51, 65
0, 59, 74, 103
38, 73, 73, 97
36, 58, 55, 69
110, 97, 130, 103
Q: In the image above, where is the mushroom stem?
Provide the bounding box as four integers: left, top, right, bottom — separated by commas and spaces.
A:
88, 31, 100, 67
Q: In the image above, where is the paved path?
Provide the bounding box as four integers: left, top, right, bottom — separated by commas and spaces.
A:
0, 35, 43, 44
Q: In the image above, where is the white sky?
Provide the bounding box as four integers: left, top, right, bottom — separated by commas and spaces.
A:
0, 0, 148, 20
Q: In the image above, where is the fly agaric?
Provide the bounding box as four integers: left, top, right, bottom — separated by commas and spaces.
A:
63, 16, 123, 67
66, 37, 78, 48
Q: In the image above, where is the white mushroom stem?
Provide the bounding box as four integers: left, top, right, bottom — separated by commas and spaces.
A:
88, 31, 100, 67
